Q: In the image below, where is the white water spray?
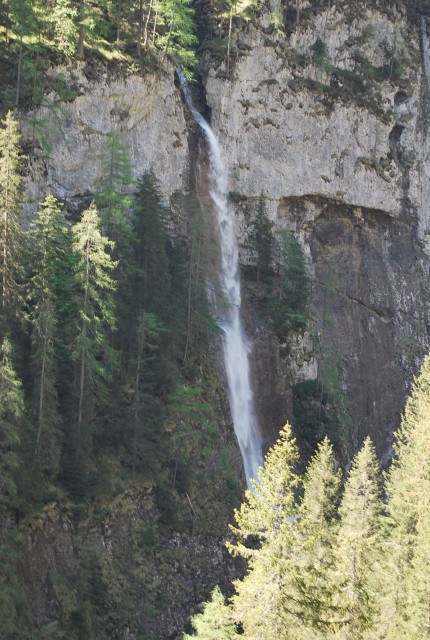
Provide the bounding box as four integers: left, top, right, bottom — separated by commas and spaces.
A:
177, 70, 263, 487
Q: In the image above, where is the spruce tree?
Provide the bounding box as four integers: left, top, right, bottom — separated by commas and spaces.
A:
183, 586, 236, 640
279, 437, 341, 637
0, 111, 24, 331
26, 195, 71, 477
383, 354, 430, 639
93, 128, 133, 250
229, 423, 299, 553
229, 424, 299, 640
71, 202, 117, 444
333, 438, 384, 639
0, 336, 25, 506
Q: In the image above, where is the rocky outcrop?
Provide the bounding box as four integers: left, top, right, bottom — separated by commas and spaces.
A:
202, 4, 430, 457
23, 63, 190, 209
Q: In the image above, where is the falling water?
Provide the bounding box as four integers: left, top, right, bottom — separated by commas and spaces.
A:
177, 70, 263, 487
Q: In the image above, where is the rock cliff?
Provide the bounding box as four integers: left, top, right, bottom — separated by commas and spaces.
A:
23, 3, 430, 462
17, 4, 430, 637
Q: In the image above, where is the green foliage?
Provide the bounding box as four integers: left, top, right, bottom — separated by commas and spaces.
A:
93, 128, 133, 250
248, 196, 309, 343
183, 354, 430, 640
252, 193, 274, 282
269, 230, 309, 341
383, 354, 430, 638
293, 378, 346, 457
0, 337, 25, 506
48, 0, 78, 57
63, 202, 117, 496
183, 585, 236, 639
26, 195, 71, 479
0, 111, 24, 330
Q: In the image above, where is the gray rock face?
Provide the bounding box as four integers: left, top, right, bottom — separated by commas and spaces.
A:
24, 64, 189, 206
201, 5, 430, 456
21, 6, 430, 459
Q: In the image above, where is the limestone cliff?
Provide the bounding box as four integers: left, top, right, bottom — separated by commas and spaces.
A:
17, 4, 430, 637
23, 4, 430, 463
201, 2, 430, 459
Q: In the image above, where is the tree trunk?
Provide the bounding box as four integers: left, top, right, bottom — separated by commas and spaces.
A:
227, 7, 233, 76
77, 0, 85, 58
36, 310, 48, 449
15, 35, 23, 107
143, 0, 153, 48
137, 0, 144, 57
132, 311, 145, 477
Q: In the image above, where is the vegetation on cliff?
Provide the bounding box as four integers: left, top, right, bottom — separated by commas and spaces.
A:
0, 110, 243, 639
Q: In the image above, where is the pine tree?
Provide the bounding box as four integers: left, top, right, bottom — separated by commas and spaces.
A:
0, 111, 24, 330
93, 128, 133, 251
183, 586, 236, 640
26, 195, 71, 477
333, 438, 384, 639
229, 424, 299, 640
0, 337, 25, 507
252, 193, 274, 282
48, 0, 78, 57
279, 437, 341, 637
72, 202, 117, 442
383, 354, 430, 639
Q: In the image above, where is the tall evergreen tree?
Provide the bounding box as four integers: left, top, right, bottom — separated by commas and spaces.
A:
252, 193, 274, 282
383, 354, 430, 639
269, 229, 309, 339
0, 111, 24, 331
279, 437, 341, 637
71, 202, 117, 443
93, 128, 133, 251
0, 336, 25, 507
26, 195, 71, 477
48, 0, 78, 57
333, 438, 384, 639
230, 424, 299, 640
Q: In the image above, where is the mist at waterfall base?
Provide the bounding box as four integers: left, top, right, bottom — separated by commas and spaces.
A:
177, 70, 264, 488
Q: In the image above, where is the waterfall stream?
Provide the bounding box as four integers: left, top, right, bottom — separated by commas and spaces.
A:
177, 70, 263, 487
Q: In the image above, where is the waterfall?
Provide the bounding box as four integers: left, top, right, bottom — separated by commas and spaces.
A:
177, 70, 263, 487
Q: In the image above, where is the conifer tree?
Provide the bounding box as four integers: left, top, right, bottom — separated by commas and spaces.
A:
131, 173, 171, 321
279, 437, 341, 637
183, 586, 236, 640
0, 111, 24, 330
383, 354, 430, 639
0, 336, 25, 506
48, 0, 78, 57
252, 193, 274, 282
93, 128, 133, 251
27, 195, 71, 476
269, 229, 309, 339
229, 424, 299, 640
229, 423, 299, 554
72, 202, 117, 441
333, 438, 384, 639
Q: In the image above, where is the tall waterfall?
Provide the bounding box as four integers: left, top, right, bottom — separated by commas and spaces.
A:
177, 70, 263, 487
